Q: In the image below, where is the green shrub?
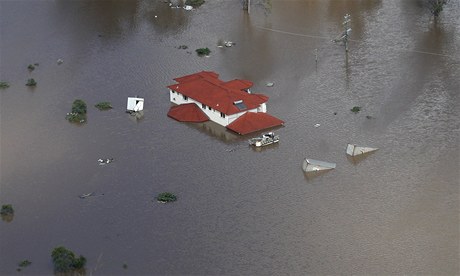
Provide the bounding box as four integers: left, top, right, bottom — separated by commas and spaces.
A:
156, 192, 177, 203
0, 204, 14, 215
351, 106, 361, 113
196, 47, 211, 56
0, 81, 9, 89
51, 246, 86, 273
28, 64, 35, 71
95, 102, 112, 111
18, 260, 31, 268
26, 79, 37, 86
66, 99, 87, 123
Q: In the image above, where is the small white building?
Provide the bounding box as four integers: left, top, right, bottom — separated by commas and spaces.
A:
167, 71, 283, 135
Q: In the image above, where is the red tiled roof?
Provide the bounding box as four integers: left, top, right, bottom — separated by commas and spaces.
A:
226, 112, 284, 135
167, 103, 209, 123
223, 79, 253, 91
167, 71, 268, 116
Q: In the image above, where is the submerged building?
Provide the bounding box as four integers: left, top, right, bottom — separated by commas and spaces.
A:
167, 71, 284, 135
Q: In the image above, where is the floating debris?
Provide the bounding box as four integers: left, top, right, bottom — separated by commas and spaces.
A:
178, 45, 188, 50
27, 64, 36, 71
266, 82, 274, 87
57, 58, 64, 65
314, 123, 321, 128
98, 158, 113, 165
78, 192, 94, 199
366, 115, 375, 119
184, 5, 193, 10
224, 41, 235, 47
249, 132, 279, 147
346, 144, 378, 157
302, 159, 336, 172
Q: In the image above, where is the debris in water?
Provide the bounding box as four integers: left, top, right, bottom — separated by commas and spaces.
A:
314, 123, 321, 128
266, 82, 274, 87
57, 58, 64, 65
78, 193, 94, 199
302, 159, 336, 172
184, 5, 193, 10
98, 158, 113, 165
346, 144, 378, 156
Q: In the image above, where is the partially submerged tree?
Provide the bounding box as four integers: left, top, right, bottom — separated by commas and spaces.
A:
66, 99, 87, 123
428, 0, 449, 17
51, 246, 86, 273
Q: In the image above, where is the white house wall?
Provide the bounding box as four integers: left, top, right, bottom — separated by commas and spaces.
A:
169, 89, 264, 127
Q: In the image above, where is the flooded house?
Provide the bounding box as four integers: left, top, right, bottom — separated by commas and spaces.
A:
167, 71, 284, 135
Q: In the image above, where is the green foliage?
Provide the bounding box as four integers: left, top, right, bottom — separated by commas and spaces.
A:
185, 0, 205, 7
18, 260, 32, 268
0, 204, 14, 215
66, 99, 87, 123
196, 47, 211, 56
350, 106, 361, 113
156, 192, 177, 203
26, 78, 37, 86
95, 101, 112, 111
72, 99, 87, 114
429, 0, 448, 17
51, 246, 86, 273
28, 64, 35, 71
0, 81, 9, 89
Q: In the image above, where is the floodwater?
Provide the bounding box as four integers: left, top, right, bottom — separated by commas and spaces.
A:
1, 0, 459, 275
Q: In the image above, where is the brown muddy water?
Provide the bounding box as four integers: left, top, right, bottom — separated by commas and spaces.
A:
1, 0, 459, 275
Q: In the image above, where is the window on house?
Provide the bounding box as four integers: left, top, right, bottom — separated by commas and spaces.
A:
183, 95, 188, 101
220, 112, 226, 118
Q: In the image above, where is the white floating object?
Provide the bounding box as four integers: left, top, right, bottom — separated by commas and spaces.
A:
266, 82, 274, 87
302, 159, 336, 172
248, 132, 279, 147
57, 58, 64, 65
314, 123, 320, 128
127, 97, 144, 112
346, 144, 378, 156
184, 5, 193, 10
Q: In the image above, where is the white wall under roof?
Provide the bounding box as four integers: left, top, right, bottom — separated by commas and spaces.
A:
169, 89, 262, 127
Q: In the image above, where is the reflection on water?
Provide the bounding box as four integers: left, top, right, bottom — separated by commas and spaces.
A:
1, 0, 458, 275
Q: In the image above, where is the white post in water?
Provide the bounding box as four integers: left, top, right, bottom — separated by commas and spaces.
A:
343, 14, 351, 52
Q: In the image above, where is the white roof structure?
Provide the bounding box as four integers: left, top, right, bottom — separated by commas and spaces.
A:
127, 97, 144, 112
